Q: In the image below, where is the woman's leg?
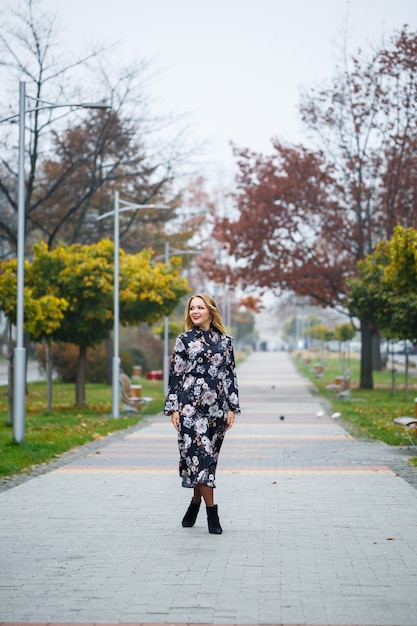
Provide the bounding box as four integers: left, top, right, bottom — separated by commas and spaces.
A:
199, 484, 214, 507
199, 484, 222, 534
192, 484, 202, 503
182, 485, 202, 527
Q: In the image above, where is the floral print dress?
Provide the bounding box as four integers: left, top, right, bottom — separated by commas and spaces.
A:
164, 325, 240, 488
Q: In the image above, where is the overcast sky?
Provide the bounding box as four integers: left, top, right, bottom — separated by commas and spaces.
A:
4, 0, 417, 179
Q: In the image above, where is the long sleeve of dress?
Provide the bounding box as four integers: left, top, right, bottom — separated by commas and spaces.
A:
224, 338, 240, 415
164, 335, 186, 415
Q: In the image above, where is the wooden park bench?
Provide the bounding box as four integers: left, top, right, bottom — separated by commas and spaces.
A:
393, 416, 417, 449
326, 369, 351, 399
313, 363, 324, 378
119, 372, 154, 413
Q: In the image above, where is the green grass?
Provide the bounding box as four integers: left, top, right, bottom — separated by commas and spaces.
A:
0, 377, 164, 478
294, 350, 417, 451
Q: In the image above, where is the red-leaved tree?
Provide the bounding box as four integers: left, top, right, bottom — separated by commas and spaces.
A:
206, 27, 417, 389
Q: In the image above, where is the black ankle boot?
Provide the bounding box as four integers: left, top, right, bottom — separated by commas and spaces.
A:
182, 499, 201, 527
206, 504, 222, 534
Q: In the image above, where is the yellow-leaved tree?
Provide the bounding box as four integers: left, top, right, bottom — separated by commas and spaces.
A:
0, 256, 68, 421
347, 225, 417, 395
0, 240, 189, 407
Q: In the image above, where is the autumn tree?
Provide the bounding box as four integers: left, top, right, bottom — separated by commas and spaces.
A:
31, 108, 180, 251
207, 27, 417, 389
0, 0, 199, 403
347, 225, 417, 396
0, 0, 191, 258
0, 255, 68, 419
347, 226, 417, 343
0, 240, 189, 406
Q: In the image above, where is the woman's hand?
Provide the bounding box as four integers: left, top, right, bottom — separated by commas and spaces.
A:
226, 411, 235, 430
171, 412, 180, 431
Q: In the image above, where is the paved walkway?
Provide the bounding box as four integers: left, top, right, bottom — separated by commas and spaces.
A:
1, 351, 417, 626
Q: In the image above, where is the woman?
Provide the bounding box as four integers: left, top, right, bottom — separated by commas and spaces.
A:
164, 293, 240, 534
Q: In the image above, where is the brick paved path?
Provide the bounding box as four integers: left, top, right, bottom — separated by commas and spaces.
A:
0, 351, 416, 626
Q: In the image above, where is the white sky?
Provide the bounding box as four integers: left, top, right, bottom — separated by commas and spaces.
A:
4, 0, 417, 180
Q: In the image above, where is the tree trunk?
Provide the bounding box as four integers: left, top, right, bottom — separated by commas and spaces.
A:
46, 340, 52, 412
75, 345, 87, 407
372, 332, 382, 371
360, 322, 374, 389
404, 349, 409, 401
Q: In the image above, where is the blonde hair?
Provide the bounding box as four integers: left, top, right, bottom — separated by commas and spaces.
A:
185, 293, 227, 334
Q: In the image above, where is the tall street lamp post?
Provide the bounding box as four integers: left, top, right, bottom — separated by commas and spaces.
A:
163, 242, 170, 397
97, 192, 170, 418
1, 80, 110, 442
14, 81, 26, 444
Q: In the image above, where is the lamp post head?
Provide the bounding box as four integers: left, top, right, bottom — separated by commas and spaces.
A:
77, 103, 111, 110
0, 102, 111, 125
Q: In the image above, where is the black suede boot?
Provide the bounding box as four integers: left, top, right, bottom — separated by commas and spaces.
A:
182, 499, 201, 527
206, 504, 222, 534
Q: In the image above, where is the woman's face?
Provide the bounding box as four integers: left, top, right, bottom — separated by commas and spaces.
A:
189, 297, 211, 329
